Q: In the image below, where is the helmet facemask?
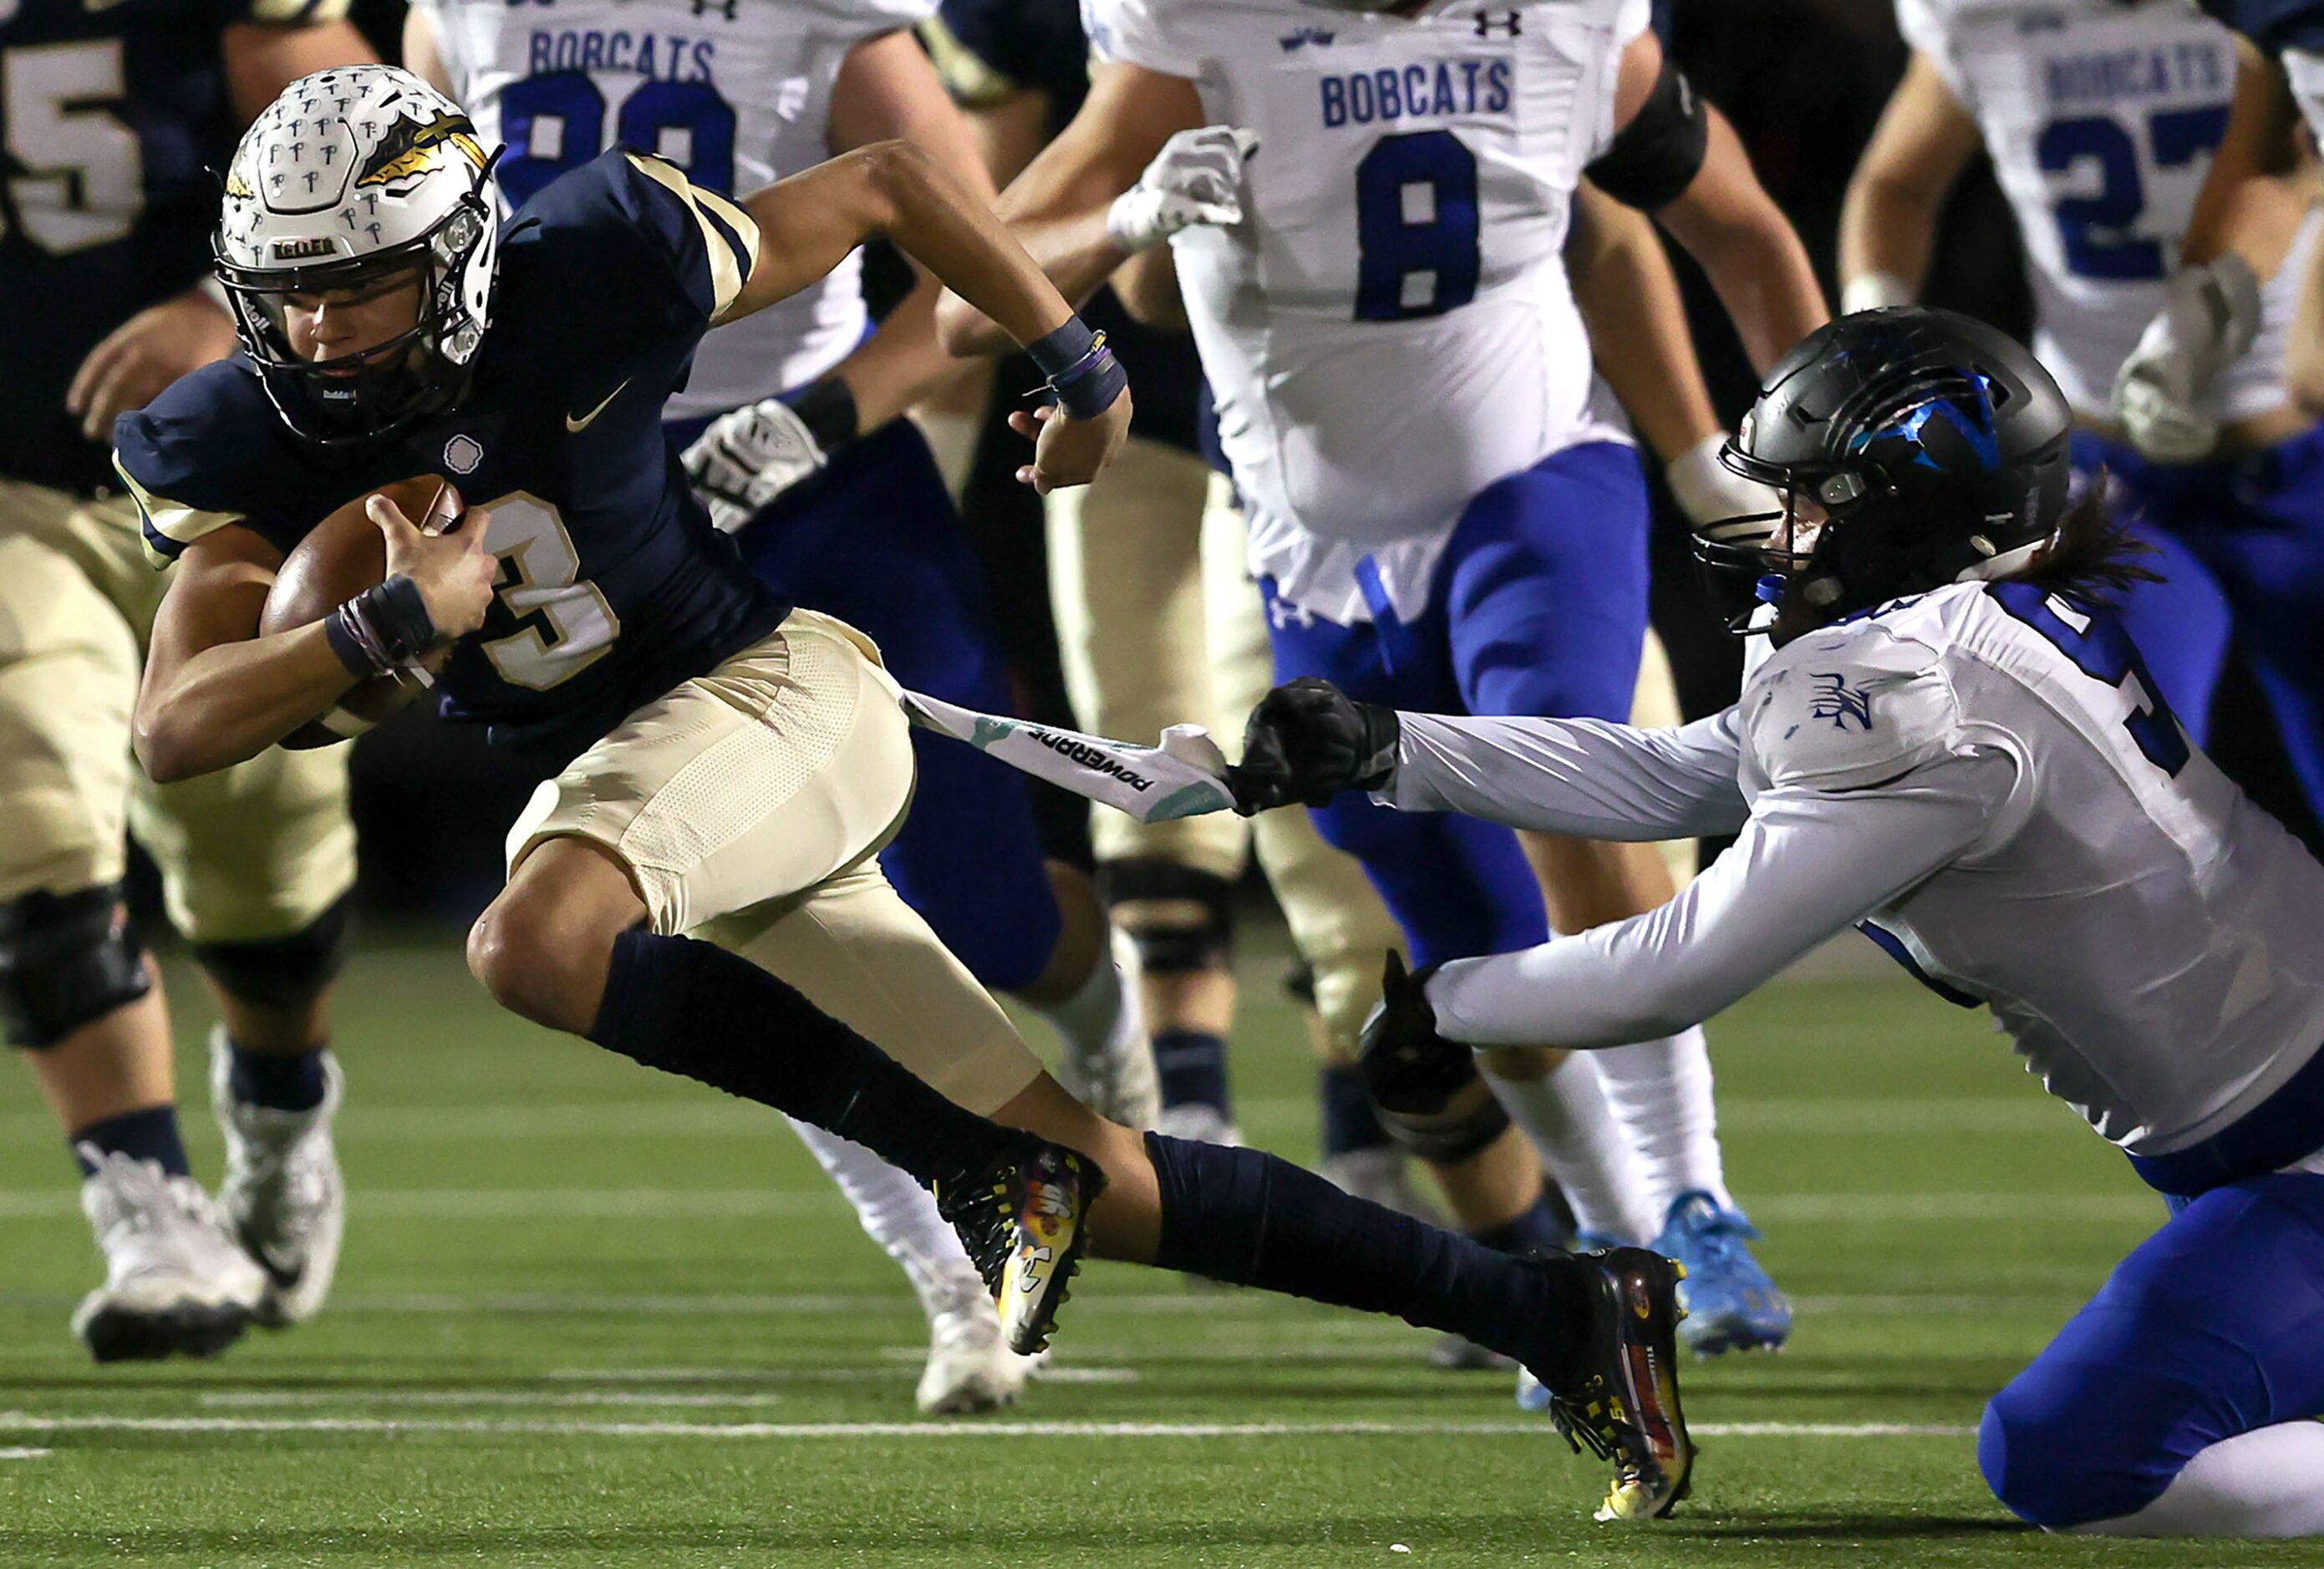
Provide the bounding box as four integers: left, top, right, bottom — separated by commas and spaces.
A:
1691, 317, 2072, 642
216, 192, 492, 449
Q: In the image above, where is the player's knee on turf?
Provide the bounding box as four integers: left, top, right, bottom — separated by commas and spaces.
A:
1977, 1382, 2179, 1529
1097, 857, 1234, 977
191, 894, 352, 1014
0, 883, 153, 1049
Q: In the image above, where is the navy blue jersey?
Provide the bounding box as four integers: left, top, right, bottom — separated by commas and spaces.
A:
116, 150, 787, 760
2204, 0, 2324, 53
0, 0, 346, 494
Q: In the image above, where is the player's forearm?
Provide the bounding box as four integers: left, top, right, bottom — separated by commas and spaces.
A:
1386, 710, 1750, 841
828, 277, 958, 432
935, 209, 1127, 357
1569, 190, 1722, 460
854, 140, 1076, 353
1837, 174, 1938, 307
1661, 175, 1828, 375
135, 628, 358, 783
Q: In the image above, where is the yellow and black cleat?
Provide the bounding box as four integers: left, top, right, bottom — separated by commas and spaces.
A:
1546, 1248, 1696, 1521
935, 1139, 1106, 1356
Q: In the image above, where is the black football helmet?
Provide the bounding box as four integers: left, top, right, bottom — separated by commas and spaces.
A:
1693, 307, 2072, 632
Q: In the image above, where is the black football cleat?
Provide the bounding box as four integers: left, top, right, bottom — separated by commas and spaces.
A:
1541, 1246, 1696, 1521
934, 1138, 1106, 1356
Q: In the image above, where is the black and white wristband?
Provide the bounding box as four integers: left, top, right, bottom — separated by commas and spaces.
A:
324, 575, 440, 678
785, 375, 861, 453
1025, 316, 1128, 422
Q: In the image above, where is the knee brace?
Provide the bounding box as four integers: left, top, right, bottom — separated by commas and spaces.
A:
1097, 858, 1234, 975
0, 883, 154, 1049
191, 893, 352, 1012
1355, 1002, 1509, 1165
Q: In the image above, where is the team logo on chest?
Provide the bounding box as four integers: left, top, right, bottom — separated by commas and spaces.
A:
443, 434, 485, 475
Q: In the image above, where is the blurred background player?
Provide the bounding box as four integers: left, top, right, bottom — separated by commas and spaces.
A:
400, 0, 1162, 1412
919, 0, 1419, 1186
0, 0, 374, 1361
939, 0, 1811, 1353
1842, 0, 2324, 832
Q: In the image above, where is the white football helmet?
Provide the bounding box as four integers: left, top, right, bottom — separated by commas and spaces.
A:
213, 66, 501, 446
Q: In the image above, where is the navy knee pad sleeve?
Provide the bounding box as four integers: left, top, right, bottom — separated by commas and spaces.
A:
0, 884, 152, 1049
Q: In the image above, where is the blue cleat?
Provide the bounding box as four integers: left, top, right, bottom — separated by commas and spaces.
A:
1652, 1192, 1790, 1356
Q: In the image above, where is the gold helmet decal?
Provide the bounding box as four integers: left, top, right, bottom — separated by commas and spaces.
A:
355, 110, 486, 191
224, 165, 255, 200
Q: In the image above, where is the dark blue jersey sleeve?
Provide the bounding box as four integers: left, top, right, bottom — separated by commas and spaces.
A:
114, 358, 323, 563
2206, 0, 2324, 53
509, 150, 762, 341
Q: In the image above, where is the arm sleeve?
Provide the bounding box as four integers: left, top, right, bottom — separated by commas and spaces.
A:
1081, 0, 1200, 79
1382, 709, 1752, 840
1426, 747, 2016, 1048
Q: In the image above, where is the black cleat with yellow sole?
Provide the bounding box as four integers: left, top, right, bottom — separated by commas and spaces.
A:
935, 1138, 1106, 1356
1539, 1246, 1695, 1521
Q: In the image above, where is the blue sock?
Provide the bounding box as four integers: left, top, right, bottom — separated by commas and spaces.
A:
590, 931, 1016, 1189
1153, 1029, 1232, 1116
71, 1105, 191, 1180
1143, 1131, 1589, 1381
1319, 1064, 1391, 1159
226, 1038, 328, 1113
1472, 1195, 1570, 1257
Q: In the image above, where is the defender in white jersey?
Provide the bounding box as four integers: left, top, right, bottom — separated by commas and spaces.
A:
938, 0, 1826, 1354
1239, 308, 2324, 1538
1843, 0, 2324, 833
404, 0, 1167, 1414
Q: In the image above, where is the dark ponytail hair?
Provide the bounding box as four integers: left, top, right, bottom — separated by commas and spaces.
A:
2009, 470, 2160, 605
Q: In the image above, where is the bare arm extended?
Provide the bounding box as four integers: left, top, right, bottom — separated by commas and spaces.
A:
1837, 51, 1981, 312
1610, 31, 1827, 374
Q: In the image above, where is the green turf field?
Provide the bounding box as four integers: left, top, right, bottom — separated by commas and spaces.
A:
0, 936, 2296, 1567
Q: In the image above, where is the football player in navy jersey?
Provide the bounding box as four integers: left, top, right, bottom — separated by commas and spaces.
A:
119, 64, 1701, 1523
403, 0, 1165, 1411
0, 0, 372, 1361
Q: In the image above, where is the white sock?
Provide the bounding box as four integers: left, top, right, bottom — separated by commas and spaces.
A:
1040, 938, 1126, 1070
1589, 1027, 1733, 1216
1484, 1056, 1659, 1247
2072, 1422, 2324, 1538
909, 409, 980, 505
786, 1118, 979, 1316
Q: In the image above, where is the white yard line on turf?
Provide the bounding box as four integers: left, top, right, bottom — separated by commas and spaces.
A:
546, 1363, 1142, 1384
0, 1447, 49, 1460
0, 1190, 2168, 1223
0, 1413, 1973, 1441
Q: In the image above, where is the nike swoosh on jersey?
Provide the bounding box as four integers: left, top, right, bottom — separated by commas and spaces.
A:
565, 379, 631, 433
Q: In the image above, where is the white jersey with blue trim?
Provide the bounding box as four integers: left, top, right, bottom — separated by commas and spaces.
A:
414, 0, 931, 419
1086, 0, 1637, 625
1895, 0, 2311, 425
1390, 580, 2324, 1158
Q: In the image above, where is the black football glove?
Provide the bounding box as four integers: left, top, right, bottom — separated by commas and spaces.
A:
1354, 951, 1471, 1118
1228, 677, 1401, 815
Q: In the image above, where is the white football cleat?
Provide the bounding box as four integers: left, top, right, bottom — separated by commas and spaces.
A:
210, 1029, 346, 1327
1323, 1145, 1438, 1221
1055, 930, 1162, 1129
72, 1150, 268, 1363
915, 1267, 1033, 1415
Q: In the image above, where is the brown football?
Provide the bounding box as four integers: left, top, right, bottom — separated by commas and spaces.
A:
261, 475, 464, 749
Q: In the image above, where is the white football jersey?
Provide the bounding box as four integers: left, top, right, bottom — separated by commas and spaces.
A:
1896, 0, 2305, 424
1400, 577, 2324, 1156
414, 0, 930, 419
1086, 0, 1639, 623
